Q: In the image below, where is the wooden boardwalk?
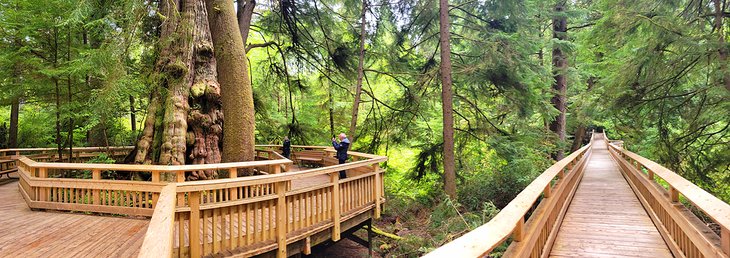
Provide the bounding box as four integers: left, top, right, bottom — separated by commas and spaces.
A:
0, 174, 149, 257
0, 168, 331, 257
549, 138, 673, 257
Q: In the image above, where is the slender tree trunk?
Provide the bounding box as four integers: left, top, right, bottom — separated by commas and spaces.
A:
570, 124, 585, 152
9, 97, 19, 148
713, 0, 730, 91
129, 95, 136, 132
329, 83, 335, 137
237, 0, 255, 46
67, 28, 74, 162
206, 0, 256, 165
134, 0, 223, 181
348, 0, 368, 145
53, 27, 63, 161
439, 0, 457, 199
550, 0, 568, 161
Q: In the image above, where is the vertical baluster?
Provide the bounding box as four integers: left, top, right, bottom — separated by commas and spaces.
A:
246, 203, 252, 245
213, 208, 219, 253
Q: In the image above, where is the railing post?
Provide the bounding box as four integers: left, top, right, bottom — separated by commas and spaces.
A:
176, 171, 185, 182
373, 163, 381, 219
543, 184, 552, 198
669, 186, 679, 203
152, 171, 160, 208
92, 169, 101, 205
647, 169, 655, 180
152, 171, 161, 182
276, 181, 288, 258
38, 168, 47, 201
331, 173, 341, 241
513, 217, 524, 242
229, 168, 238, 201
189, 191, 201, 258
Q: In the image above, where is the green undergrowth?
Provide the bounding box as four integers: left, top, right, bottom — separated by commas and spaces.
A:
373, 193, 505, 257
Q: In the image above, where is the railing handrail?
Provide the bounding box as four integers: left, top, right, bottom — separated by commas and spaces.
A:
138, 184, 177, 257
607, 142, 730, 229
17, 156, 292, 172
424, 142, 593, 257
176, 156, 387, 192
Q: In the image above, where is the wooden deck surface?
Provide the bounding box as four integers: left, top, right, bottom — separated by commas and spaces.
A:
549, 138, 673, 257
0, 173, 149, 257
0, 167, 330, 257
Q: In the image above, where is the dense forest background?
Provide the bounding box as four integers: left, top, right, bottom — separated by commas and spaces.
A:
0, 0, 728, 255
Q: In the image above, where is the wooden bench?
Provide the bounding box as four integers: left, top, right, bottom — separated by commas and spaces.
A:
293, 150, 327, 167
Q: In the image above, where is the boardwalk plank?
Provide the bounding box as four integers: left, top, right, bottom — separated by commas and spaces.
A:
549, 138, 673, 258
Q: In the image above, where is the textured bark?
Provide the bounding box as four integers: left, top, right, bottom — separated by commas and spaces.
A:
348, 0, 368, 146
206, 0, 256, 165
9, 97, 18, 148
188, 0, 224, 179
236, 0, 255, 46
713, 0, 730, 91
134, 0, 223, 180
439, 0, 457, 199
550, 1, 568, 161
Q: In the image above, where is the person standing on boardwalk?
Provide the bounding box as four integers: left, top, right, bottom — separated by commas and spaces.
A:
332, 133, 350, 178
282, 136, 291, 158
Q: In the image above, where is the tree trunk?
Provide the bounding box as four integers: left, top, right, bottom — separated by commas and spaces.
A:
134, 0, 224, 181
53, 27, 63, 162
329, 83, 335, 137
713, 0, 730, 91
206, 0, 256, 165
9, 97, 19, 148
130, 95, 136, 132
570, 124, 585, 152
439, 0, 457, 199
237, 0, 255, 46
348, 0, 368, 145
67, 28, 74, 162
550, 0, 568, 161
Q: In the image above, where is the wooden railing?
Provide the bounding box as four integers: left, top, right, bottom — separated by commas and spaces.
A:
607, 135, 730, 257
3, 144, 385, 258
424, 134, 595, 257
16, 156, 292, 216
1, 158, 17, 177
0, 146, 133, 162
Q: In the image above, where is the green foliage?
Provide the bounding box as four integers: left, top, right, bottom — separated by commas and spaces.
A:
0, 0, 728, 256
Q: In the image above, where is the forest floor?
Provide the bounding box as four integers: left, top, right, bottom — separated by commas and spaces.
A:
306, 238, 380, 258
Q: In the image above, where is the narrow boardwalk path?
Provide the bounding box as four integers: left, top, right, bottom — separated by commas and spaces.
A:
0, 175, 149, 257
549, 138, 673, 257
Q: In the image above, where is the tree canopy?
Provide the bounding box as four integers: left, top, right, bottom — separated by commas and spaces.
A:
0, 0, 728, 255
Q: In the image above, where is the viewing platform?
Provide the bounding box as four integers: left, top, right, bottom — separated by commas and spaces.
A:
0, 145, 386, 258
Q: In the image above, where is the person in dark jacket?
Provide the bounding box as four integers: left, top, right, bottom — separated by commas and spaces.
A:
282, 136, 291, 159
332, 133, 350, 179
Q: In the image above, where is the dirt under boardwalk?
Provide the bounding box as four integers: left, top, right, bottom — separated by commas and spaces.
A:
549, 138, 673, 257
